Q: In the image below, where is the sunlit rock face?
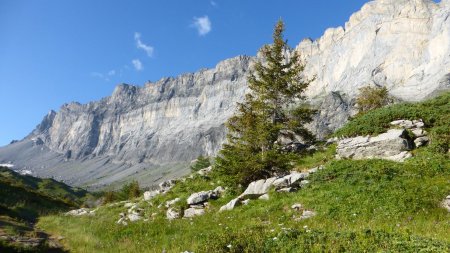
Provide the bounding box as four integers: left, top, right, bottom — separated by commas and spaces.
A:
297, 0, 449, 102
0, 0, 448, 188
41, 56, 253, 164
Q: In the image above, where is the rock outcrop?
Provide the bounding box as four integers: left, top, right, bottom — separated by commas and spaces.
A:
336, 119, 430, 162
220, 166, 322, 211
336, 129, 414, 162
0, 0, 448, 188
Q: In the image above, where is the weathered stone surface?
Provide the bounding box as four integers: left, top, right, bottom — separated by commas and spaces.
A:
297, 0, 450, 103
414, 136, 430, 147
336, 129, 413, 162
166, 208, 180, 220
184, 207, 206, 218
239, 177, 277, 199
411, 128, 427, 138
219, 198, 240, 212
186, 190, 218, 205
300, 210, 316, 220
127, 213, 141, 222
390, 119, 426, 130
213, 186, 225, 195
144, 190, 160, 201
272, 172, 309, 189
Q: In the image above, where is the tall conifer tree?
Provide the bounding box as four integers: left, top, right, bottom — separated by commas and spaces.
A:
216, 20, 315, 186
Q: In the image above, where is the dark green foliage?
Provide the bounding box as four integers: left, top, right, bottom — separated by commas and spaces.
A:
190, 155, 211, 172
334, 92, 449, 153
119, 180, 141, 200
356, 85, 393, 115
0, 167, 88, 222
216, 20, 315, 186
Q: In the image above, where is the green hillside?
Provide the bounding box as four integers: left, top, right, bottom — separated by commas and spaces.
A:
37, 93, 450, 252
0, 167, 90, 252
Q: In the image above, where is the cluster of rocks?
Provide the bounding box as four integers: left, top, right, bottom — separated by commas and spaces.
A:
65, 208, 96, 216
390, 119, 429, 148
220, 166, 323, 211
336, 119, 429, 162
116, 202, 146, 225
166, 186, 225, 220
143, 179, 177, 201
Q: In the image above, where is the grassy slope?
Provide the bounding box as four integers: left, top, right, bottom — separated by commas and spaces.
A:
0, 167, 89, 252
38, 93, 450, 252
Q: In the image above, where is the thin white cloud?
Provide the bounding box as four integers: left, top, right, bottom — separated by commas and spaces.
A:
210, 1, 218, 7
192, 16, 212, 36
107, 70, 116, 76
91, 72, 110, 81
134, 32, 154, 57
132, 59, 143, 71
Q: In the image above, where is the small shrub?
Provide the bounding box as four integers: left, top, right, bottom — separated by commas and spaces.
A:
119, 181, 141, 200
356, 86, 393, 115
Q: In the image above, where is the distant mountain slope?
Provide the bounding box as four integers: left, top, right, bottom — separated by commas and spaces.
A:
0, 0, 448, 189
0, 166, 88, 221
0, 166, 89, 252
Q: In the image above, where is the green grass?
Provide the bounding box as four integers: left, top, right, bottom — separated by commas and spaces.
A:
37, 146, 450, 252
0, 167, 89, 252
36, 93, 450, 252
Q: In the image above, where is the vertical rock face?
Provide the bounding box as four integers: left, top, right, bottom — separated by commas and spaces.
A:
297, 0, 450, 102
0, 0, 448, 188
36, 56, 252, 164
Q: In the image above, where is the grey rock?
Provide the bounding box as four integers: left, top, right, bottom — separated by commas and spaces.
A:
183, 207, 205, 218
411, 128, 427, 138
219, 198, 240, 212
166, 208, 180, 220
143, 190, 160, 201
213, 186, 225, 195
186, 190, 217, 205
414, 136, 430, 147
272, 172, 309, 189
127, 213, 141, 222
307, 165, 324, 174
239, 177, 277, 199
336, 129, 413, 162
300, 210, 316, 220
390, 120, 415, 129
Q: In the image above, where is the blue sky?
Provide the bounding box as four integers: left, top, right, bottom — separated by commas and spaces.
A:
0, 0, 370, 146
